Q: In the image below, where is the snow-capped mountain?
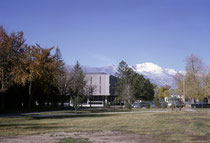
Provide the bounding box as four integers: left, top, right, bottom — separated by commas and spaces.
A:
132, 63, 179, 88
68, 63, 183, 88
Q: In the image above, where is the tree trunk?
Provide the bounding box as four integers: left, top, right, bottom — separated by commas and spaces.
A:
90, 97, 92, 108
189, 98, 192, 105
1, 69, 5, 111
28, 80, 32, 111
1, 69, 4, 90
0, 92, 5, 111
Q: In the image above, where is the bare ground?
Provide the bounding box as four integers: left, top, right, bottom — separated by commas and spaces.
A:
0, 131, 159, 143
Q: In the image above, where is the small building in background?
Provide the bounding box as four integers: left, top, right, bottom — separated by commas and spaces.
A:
84, 72, 117, 107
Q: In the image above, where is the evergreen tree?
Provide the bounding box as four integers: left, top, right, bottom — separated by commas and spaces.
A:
54, 47, 67, 106
69, 61, 86, 111
115, 60, 154, 105
133, 73, 154, 101
115, 61, 135, 105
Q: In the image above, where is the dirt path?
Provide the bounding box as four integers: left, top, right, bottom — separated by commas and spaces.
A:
0, 131, 159, 143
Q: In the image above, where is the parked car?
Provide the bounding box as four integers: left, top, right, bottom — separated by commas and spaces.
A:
132, 101, 155, 108
168, 101, 184, 108
160, 101, 168, 108
191, 102, 210, 108
132, 102, 146, 108
175, 102, 185, 108
148, 101, 155, 108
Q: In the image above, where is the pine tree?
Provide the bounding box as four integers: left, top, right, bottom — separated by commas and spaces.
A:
115, 61, 135, 105
69, 61, 86, 111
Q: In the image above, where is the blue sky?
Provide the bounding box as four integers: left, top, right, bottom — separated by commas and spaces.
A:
1, 0, 210, 70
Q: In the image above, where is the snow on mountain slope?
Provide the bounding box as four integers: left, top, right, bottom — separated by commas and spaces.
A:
132, 63, 179, 87
67, 63, 183, 88
133, 63, 163, 73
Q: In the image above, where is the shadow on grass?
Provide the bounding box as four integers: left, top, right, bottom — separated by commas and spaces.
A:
32, 114, 117, 120
60, 108, 129, 114
58, 137, 91, 143
89, 109, 131, 113
0, 107, 128, 118
0, 123, 42, 127
0, 114, 33, 118
0, 122, 68, 130
24, 126, 67, 130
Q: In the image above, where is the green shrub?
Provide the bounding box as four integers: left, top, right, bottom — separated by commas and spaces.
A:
171, 103, 175, 110
71, 96, 82, 113
125, 103, 132, 110
146, 102, 150, 109
104, 103, 110, 109
137, 103, 142, 108
161, 102, 167, 108
154, 97, 160, 108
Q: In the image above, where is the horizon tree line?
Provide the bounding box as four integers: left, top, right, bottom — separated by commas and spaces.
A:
3, 26, 209, 112
0, 26, 156, 112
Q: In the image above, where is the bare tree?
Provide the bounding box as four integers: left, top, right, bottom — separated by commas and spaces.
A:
185, 55, 206, 103
84, 84, 95, 107
203, 67, 210, 103
174, 73, 185, 95
122, 82, 134, 104
175, 55, 208, 104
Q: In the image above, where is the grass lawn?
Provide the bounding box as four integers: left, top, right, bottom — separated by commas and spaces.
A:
26, 107, 133, 115
0, 108, 210, 142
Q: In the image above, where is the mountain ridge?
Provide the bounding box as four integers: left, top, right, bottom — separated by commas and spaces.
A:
67, 63, 184, 88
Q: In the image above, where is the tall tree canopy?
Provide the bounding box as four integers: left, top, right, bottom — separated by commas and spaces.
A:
12, 44, 64, 109
115, 60, 154, 104
133, 73, 154, 101
115, 61, 134, 104
0, 26, 25, 91
0, 26, 25, 110
0, 26, 65, 110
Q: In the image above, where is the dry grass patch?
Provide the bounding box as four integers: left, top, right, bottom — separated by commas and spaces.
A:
0, 109, 210, 142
